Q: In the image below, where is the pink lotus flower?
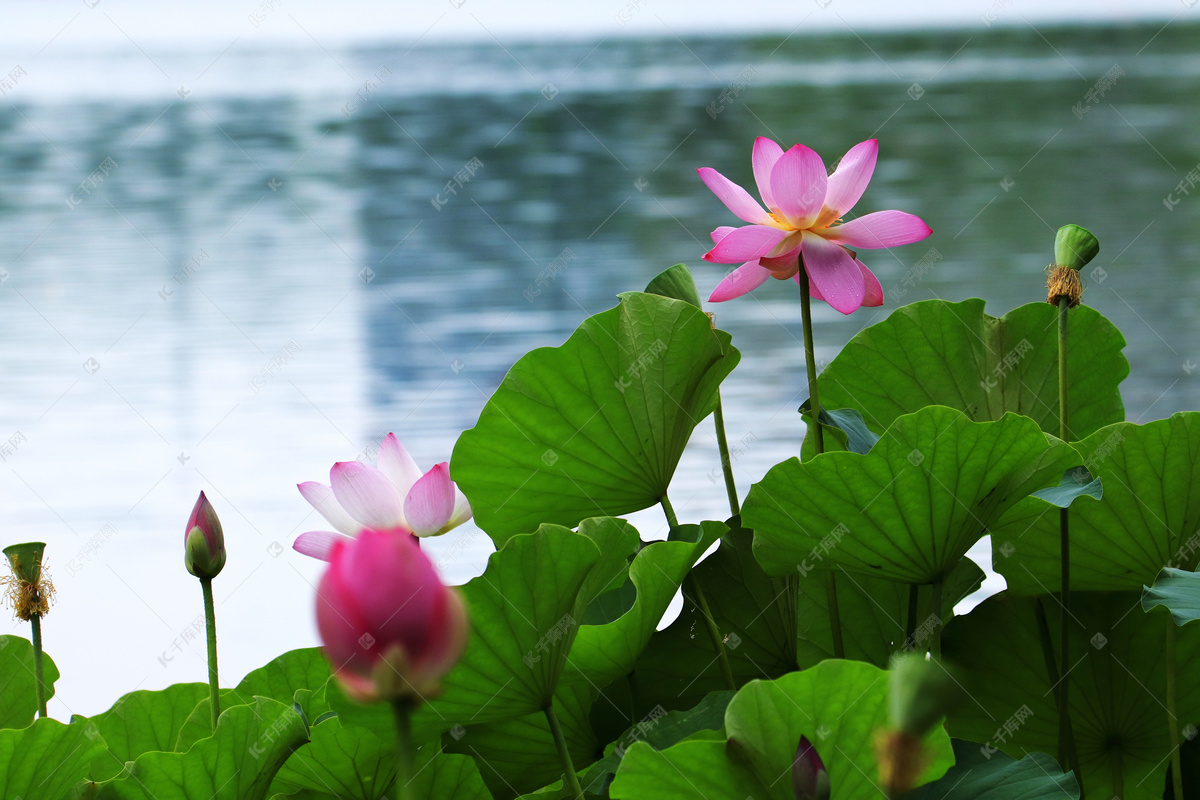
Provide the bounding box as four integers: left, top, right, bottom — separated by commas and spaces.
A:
316, 528, 468, 702
699, 137, 932, 314
294, 433, 472, 561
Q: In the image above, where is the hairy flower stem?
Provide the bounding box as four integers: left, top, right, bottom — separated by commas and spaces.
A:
200, 578, 220, 731
1167, 622, 1184, 800
545, 702, 583, 799
661, 495, 736, 691
1055, 297, 1085, 791
392, 698, 416, 800
30, 614, 46, 718
713, 393, 740, 517
799, 269, 844, 659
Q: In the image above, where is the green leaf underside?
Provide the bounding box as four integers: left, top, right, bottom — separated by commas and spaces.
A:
270, 718, 395, 800
97, 697, 308, 800
644, 263, 703, 308
993, 414, 1200, 593
813, 298, 1127, 442
943, 591, 1200, 800
0, 717, 106, 799
800, 403, 880, 456
746, 406, 1081, 584
908, 738, 1080, 799
451, 291, 739, 544
1142, 567, 1200, 626
1029, 466, 1103, 507
90, 682, 209, 779
0, 635, 60, 730
610, 661, 954, 800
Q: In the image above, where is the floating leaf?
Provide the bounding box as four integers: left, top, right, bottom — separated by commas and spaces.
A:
746, 407, 1080, 584
452, 292, 739, 544
1142, 567, 1200, 626
96, 697, 308, 800
610, 661, 954, 800
944, 591, 1200, 800
0, 635, 59, 730
993, 414, 1200, 593
908, 738, 1080, 799
814, 299, 1127, 441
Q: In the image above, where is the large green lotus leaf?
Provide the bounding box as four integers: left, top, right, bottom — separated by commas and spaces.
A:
0, 635, 59, 729
644, 263, 703, 308
746, 407, 1081, 584
943, 591, 1200, 800
0, 716, 106, 799
611, 661, 954, 800
96, 696, 308, 800
813, 298, 1127, 441
451, 291, 740, 544
176, 648, 333, 752
410, 747, 494, 800
908, 738, 1080, 799
333, 527, 603, 743
1143, 567, 1200, 626
631, 517, 796, 713
89, 683, 209, 779
994, 414, 1200, 594
443, 680, 596, 800
795, 556, 985, 668
270, 718, 393, 800
566, 520, 725, 687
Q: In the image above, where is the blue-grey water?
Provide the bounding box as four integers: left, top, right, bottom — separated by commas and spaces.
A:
3, 21, 1199, 715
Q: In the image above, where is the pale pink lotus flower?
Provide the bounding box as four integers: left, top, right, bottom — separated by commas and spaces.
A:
699, 137, 932, 314
293, 433, 472, 561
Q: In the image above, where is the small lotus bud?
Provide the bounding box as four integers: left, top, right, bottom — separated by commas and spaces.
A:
184, 492, 226, 579
1053, 224, 1100, 271
2, 542, 55, 620
792, 735, 831, 800
889, 654, 961, 736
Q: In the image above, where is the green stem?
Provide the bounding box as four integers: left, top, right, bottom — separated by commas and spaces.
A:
800, 268, 843, 659
392, 698, 416, 800
1111, 747, 1124, 800
30, 614, 46, 718
713, 392, 740, 517
1167, 621, 1184, 800
200, 578, 220, 731
930, 579, 943, 657
905, 583, 919, 648
1034, 598, 1082, 788
1056, 296, 1084, 792
662, 495, 736, 691
545, 702, 583, 799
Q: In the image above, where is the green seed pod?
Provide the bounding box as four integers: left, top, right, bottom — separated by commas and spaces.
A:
1053, 224, 1100, 271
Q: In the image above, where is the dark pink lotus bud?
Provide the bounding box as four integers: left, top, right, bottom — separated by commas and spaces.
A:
793, 735, 831, 800
184, 491, 226, 579
316, 527, 468, 702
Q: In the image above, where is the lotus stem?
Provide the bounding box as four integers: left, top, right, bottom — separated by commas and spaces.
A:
1034, 598, 1083, 797
1111, 747, 1123, 800
905, 583, 919, 649
799, 268, 844, 660
1167, 621, 1184, 800
661, 495, 736, 691
30, 613, 46, 718
545, 701, 583, 800
392, 698, 416, 800
713, 392, 740, 517
930, 579, 943, 657
200, 577, 220, 731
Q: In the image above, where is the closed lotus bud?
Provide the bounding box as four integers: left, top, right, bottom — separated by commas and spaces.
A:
184, 492, 226, 579
792, 735, 831, 800
2, 542, 54, 620
316, 527, 468, 703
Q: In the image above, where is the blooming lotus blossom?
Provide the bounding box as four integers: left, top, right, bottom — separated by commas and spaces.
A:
294, 433, 472, 561
699, 137, 932, 314
316, 528, 468, 701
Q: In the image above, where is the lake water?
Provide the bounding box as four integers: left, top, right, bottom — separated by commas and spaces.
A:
3, 21, 1199, 716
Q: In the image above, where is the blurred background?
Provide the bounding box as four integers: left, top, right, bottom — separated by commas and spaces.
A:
1, 0, 1197, 716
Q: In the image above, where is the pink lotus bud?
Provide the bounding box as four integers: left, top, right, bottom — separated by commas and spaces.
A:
793, 735, 830, 800
316, 527, 468, 702
184, 491, 226, 579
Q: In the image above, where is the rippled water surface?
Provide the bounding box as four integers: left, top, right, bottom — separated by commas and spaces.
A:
3, 22, 1199, 714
